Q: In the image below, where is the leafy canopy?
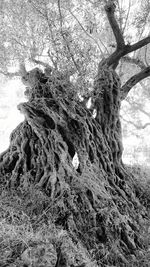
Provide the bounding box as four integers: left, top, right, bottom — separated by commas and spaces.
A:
0, 1, 149, 77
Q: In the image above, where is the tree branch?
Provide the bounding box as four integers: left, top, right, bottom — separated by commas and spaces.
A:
121, 66, 150, 100
121, 115, 150, 130
43, 5, 59, 69
104, 1, 150, 98
57, 0, 80, 73
106, 37, 150, 68
128, 36, 150, 53
68, 8, 104, 55
122, 0, 131, 34
104, 1, 150, 68
125, 98, 150, 118
141, 122, 150, 129
105, 1, 125, 49
121, 56, 146, 70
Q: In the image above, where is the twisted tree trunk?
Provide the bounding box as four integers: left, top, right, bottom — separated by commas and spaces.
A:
0, 65, 148, 266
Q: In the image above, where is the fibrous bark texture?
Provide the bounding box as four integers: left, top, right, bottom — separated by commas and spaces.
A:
0, 66, 148, 266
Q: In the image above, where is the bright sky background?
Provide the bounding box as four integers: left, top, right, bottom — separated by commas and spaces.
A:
0, 78, 26, 152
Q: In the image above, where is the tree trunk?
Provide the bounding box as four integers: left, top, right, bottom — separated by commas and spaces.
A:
0, 66, 148, 266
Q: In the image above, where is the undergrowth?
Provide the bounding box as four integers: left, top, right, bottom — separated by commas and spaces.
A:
127, 164, 150, 209
0, 164, 150, 267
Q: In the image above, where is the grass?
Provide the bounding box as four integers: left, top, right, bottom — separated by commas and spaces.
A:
0, 187, 57, 266
0, 186, 96, 266
0, 164, 150, 266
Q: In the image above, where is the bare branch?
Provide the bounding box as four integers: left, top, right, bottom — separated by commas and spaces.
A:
122, 0, 131, 34
68, 8, 105, 55
144, 45, 149, 66
27, 0, 45, 18
106, 37, 150, 68
121, 115, 150, 130
141, 122, 150, 129
43, 4, 59, 67
104, 1, 150, 68
121, 66, 150, 100
127, 36, 150, 53
121, 56, 146, 70
138, 103, 150, 118
57, 0, 80, 73
104, 1, 150, 98
125, 98, 150, 118
105, 1, 125, 49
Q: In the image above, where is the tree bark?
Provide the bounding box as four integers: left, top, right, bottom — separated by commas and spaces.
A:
0, 66, 148, 266
121, 66, 150, 100
104, 1, 150, 75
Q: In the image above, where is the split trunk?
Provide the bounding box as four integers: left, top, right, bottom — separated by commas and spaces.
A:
0, 65, 148, 266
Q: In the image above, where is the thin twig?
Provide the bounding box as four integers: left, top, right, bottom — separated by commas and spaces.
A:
57, 0, 80, 73
68, 8, 105, 55
122, 0, 131, 34
121, 56, 146, 70
120, 115, 150, 130
144, 45, 149, 66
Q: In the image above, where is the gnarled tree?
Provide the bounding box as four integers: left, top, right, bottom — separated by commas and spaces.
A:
0, 0, 150, 266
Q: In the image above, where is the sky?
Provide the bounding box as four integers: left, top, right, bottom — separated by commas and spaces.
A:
0, 78, 26, 152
